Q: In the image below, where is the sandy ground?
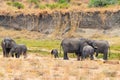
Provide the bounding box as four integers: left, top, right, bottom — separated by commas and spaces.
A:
0, 53, 119, 80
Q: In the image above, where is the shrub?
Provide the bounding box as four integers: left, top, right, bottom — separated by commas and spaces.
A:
45, 3, 69, 9
59, 3, 70, 9
28, 0, 40, 8
58, 0, 67, 3
7, 1, 24, 9
118, 0, 120, 4
46, 3, 59, 9
88, 0, 118, 7
12, 2, 24, 9
28, 0, 40, 4
39, 4, 46, 9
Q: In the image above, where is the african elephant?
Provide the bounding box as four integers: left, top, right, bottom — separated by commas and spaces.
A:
10, 44, 27, 58
1, 37, 16, 57
51, 49, 59, 58
82, 45, 95, 60
89, 40, 110, 60
60, 38, 89, 60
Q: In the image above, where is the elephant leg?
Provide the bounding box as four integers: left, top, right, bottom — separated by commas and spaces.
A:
18, 54, 20, 58
15, 53, 17, 58
77, 55, 80, 61
15, 53, 19, 58
11, 53, 14, 57
4, 49, 8, 57
6, 53, 9, 57
23, 52, 27, 58
76, 52, 81, 61
90, 54, 94, 60
82, 52, 86, 60
55, 54, 59, 58
6, 48, 10, 57
2, 47, 6, 57
63, 51, 68, 60
57, 53, 59, 58
95, 51, 98, 57
103, 52, 108, 60
3, 50, 6, 57
80, 51, 85, 61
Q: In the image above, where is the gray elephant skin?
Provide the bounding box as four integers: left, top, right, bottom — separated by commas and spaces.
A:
1, 37, 16, 57
51, 49, 59, 58
60, 38, 90, 60
82, 45, 95, 60
89, 40, 110, 60
10, 44, 27, 58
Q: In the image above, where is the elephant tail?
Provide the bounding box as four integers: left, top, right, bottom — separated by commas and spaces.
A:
59, 44, 62, 55
108, 46, 110, 57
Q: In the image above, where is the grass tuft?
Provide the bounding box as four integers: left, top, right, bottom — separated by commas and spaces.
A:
7, 1, 24, 9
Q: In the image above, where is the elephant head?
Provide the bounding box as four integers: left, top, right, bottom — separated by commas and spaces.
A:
3, 37, 16, 48
1, 37, 16, 57
86, 39, 98, 50
87, 40, 110, 60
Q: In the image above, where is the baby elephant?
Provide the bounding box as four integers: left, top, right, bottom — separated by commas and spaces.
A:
10, 44, 27, 58
82, 45, 95, 60
51, 49, 59, 58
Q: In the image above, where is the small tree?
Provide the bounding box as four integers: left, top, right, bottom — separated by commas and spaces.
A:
89, 0, 118, 7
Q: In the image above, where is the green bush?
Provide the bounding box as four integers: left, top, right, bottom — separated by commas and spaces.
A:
7, 1, 24, 9
118, 0, 120, 4
58, 0, 67, 3
28, 0, 40, 8
59, 3, 70, 9
44, 3, 69, 9
28, 0, 40, 4
46, 3, 59, 9
89, 0, 118, 7
39, 4, 46, 9
13, 2, 24, 9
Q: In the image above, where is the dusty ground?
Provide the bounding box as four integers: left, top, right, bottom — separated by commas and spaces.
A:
0, 53, 119, 80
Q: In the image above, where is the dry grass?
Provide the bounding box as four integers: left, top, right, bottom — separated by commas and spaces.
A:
0, 27, 45, 39
0, 25, 120, 79
0, 54, 119, 80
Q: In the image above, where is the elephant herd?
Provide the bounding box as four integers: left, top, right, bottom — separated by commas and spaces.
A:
60, 38, 110, 61
1, 37, 27, 58
1, 37, 110, 61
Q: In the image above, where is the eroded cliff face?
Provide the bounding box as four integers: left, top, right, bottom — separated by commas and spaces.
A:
0, 10, 120, 35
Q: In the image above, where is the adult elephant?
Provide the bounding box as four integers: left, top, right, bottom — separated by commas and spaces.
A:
89, 40, 110, 60
1, 37, 16, 57
60, 38, 89, 60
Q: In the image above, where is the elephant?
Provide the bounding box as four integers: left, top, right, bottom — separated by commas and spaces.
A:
1, 37, 16, 57
51, 49, 59, 58
88, 40, 110, 60
60, 38, 89, 60
10, 44, 27, 58
82, 45, 95, 60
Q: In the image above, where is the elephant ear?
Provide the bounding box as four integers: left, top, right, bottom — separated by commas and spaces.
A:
92, 43, 98, 49
14, 45, 18, 51
51, 50, 53, 54
11, 39, 16, 43
3, 40, 5, 45
11, 39, 16, 47
2, 39, 6, 47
